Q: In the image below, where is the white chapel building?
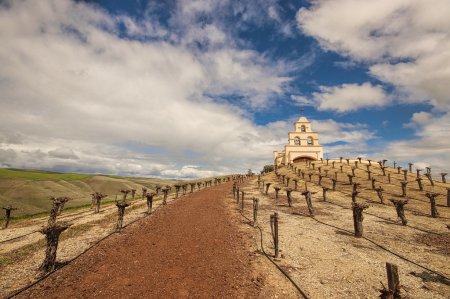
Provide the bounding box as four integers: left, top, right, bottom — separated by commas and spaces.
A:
273, 116, 323, 168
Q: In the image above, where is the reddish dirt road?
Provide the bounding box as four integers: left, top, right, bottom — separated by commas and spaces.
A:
16, 182, 260, 298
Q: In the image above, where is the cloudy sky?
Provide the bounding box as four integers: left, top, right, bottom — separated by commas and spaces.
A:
1, 0, 449, 179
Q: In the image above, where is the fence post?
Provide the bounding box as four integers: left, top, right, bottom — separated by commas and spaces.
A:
253, 198, 259, 226
270, 212, 279, 259
241, 191, 245, 212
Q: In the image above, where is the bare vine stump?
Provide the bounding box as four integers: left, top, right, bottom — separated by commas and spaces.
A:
379, 262, 402, 299
393, 161, 396, 168
355, 161, 358, 168
301, 190, 316, 217
318, 166, 322, 174
402, 170, 408, 181
120, 190, 130, 202
2, 205, 17, 229
426, 193, 440, 218
388, 173, 391, 184
308, 172, 313, 182
425, 173, 435, 186
233, 183, 236, 198
182, 184, 187, 195
381, 166, 387, 176
145, 192, 155, 214
340, 165, 344, 173
285, 188, 294, 207
286, 177, 290, 187
48, 197, 70, 226
357, 157, 362, 163
442, 173, 448, 183
335, 171, 338, 180
94, 192, 108, 214
352, 203, 369, 238
416, 177, 424, 191
274, 187, 281, 200
346, 159, 350, 165
416, 169, 422, 178
38, 222, 71, 272
281, 175, 285, 184
383, 159, 388, 166
301, 172, 305, 179
318, 175, 324, 185
408, 163, 414, 172
142, 188, 147, 200
426, 167, 431, 174
447, 188, 450, 207
312, 163, 315, 170
347, 174, 354, 184
270, 213, 279, 258
190, 183, 195, 193
397, 166, 402, 174
155, 185, 161, 196
340, 157, 343, 163
332, 161, 335, 168
400, 182, 408, 197
389, 199, 408, 225
175, 185, 181, 198
372, 178, 376, 190
322, 187, 330, 201
367, 171, 372, 180
351, 191, 359, 203
324, 169, 329, 177
326, 158, 329, 166
366, 164, 371, 171
265, 183, 271, 195
375, 187, 385, 204
253, 198, 259, 226
162, 188, 169, 205
197, 182, 202, 190
368, 159, 372, 166
351, 166, 356, 176
115, 201, 131, 232
332, 179, 337, 191
352, 182, 360, 192
131, 189, 136, 200
90, 193, 96, 209
293, 179, 298, 190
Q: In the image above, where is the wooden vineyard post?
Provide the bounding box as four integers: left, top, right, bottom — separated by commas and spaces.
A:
253, 197, 259, 226
162, 188, 169, 205
190, 183, 196, 193
270, 212, 279, 259
2, 205, 17, 229
322, 187, 329, 201
400, 182, 408, 197
273, 187, 281, 200
94, 192, 108, 213
285, 188, 293, 207
389, 199, 408, 225
38, 221, 72, 272
352, 203, 369, 238
375, 188, 385, 204
236, 186, 240, 204
146, 192, 156, 214
131, 189, 136, 200
115, 200, 131, 232
424, 173, 435, 186
241, 191, 245, 212
426, 193, 439, 218
233, 182, 236, 199
265, 183, 272, 195
301, 190, 316, 217
379, 262, 402, 299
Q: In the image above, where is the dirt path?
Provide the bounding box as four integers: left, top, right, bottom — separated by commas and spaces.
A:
14, 182, 262, 298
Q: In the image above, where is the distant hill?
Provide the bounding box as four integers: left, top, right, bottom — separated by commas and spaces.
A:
0, 168, 223, 219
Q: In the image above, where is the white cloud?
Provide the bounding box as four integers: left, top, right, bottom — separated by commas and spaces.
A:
0, 0, 294, 178
292, 83, 388, 113
297, 0, 450, 108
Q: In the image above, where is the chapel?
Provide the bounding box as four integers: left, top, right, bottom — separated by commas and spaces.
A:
273, 116, 323, 168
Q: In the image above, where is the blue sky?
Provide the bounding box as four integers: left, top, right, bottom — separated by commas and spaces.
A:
0, 0, 449, 178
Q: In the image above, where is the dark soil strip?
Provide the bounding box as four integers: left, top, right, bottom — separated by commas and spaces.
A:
15, 182, 260, 298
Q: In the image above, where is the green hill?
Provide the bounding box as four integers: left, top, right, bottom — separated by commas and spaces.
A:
0, 168, 226, 220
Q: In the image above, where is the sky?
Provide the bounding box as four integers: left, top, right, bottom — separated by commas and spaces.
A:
0, 0, 449, 179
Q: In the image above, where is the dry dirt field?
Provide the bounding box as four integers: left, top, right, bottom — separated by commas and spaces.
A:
1, 159, 450, 298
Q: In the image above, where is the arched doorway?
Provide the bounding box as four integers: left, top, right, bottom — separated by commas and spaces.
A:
293, 156, 317, 163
